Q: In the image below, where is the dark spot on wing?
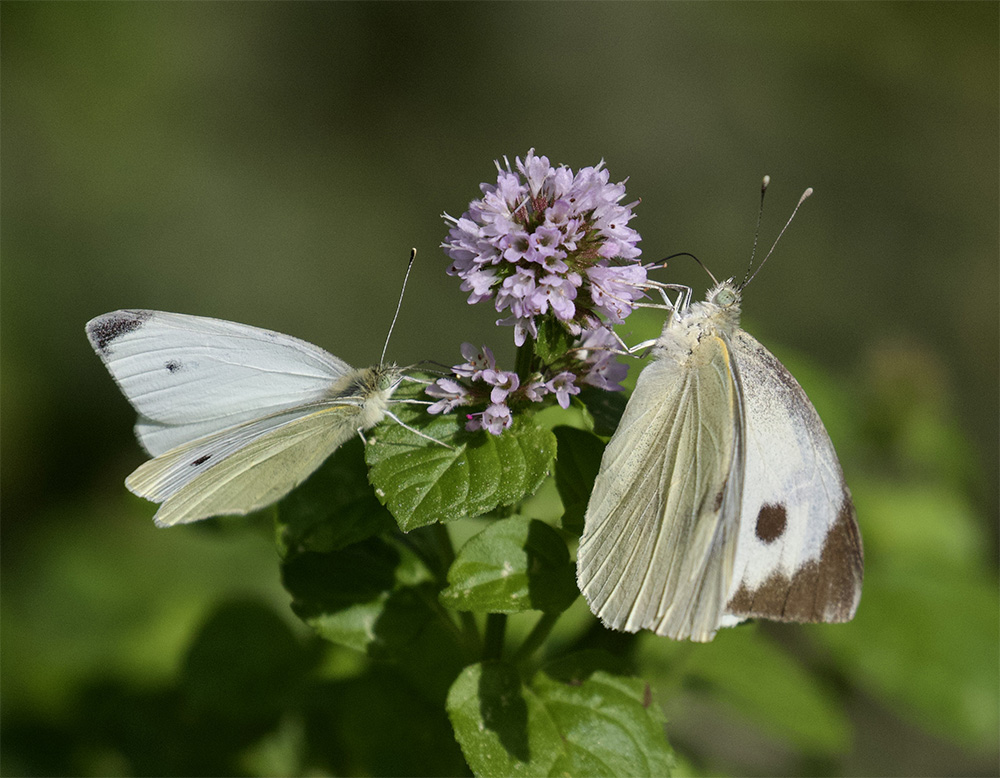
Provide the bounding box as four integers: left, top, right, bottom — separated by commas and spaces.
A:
713, 489, 725, 512
755, 503, 787, 543
165, 360, 182, 373
727, 496, 863, 623
192, 454, 212, 466
87, 310, 152, 354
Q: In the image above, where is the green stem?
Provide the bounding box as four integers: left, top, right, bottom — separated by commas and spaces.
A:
428, 523, 481, 650
483, 613, 507, 661
512, 611, 560, 665
416, 587, 472, 649
514, 338, 535, 384
429, 522, 457, 580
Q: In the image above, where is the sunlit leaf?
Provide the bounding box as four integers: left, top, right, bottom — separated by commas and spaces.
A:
440, 516, 577, 614
367, 382, 557, 531
447, 660, 673, 777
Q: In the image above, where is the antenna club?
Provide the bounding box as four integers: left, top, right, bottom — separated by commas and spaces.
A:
800, 187, 814, 203
761, 175, 771, 191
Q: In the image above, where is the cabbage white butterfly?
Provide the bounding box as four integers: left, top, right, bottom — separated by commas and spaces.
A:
87, 253, 425, 527
577, 183, 863, 642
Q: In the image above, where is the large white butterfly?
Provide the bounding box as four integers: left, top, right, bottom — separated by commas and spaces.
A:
87, 257, 422, 528
577, 186, 863, 642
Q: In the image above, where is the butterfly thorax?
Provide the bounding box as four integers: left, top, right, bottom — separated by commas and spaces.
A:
327, 364, 403, 429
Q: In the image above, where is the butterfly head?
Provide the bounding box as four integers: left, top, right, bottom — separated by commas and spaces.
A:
708, 281, 741, 309
371, 363, 404, 393
689, 279, 743, 335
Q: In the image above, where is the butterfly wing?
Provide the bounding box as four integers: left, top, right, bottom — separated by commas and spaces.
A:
578, 331, 745, 642
723, 329, 863, 625
86, 310, 355, 456
127, 403, 366, 527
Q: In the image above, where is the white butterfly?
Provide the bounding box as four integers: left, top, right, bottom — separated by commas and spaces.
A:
86, 258, 427, 528
577, 186, 863, 642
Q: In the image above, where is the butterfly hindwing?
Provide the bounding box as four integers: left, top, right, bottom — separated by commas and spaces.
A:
128, 404, 365, 527
723, 329, 863, 624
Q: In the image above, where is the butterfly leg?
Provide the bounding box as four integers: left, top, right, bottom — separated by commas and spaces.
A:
383, 411, 455, 450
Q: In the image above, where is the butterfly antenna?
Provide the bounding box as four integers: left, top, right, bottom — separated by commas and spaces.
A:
381, 248, 417, 366
740, 184, 813, 290
650, 251, 718, 285
740, 175, 771, 288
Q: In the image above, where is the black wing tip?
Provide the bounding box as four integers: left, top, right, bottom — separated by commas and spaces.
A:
86, 310, 153, 354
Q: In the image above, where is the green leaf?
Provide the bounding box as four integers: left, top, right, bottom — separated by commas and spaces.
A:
367, 384, 557, 531
552, 426, 605, 534
281, 536, 470, 702
440, 517, 578, 615
447, 660, 673, 777
531, 670, 673, 776
282, 537, 401, 615
578, 385, 628, 437
275, 437, 395, 557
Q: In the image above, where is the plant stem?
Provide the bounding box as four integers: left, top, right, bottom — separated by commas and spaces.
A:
512, 611, 560, 664
429, 522, 456, 579
515, 338, 535, 384
483, 613, 507, 661
428, 522, 481, 650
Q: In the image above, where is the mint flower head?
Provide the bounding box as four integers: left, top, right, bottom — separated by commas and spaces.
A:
443, 150, 644, 346
426, 331, 628, 435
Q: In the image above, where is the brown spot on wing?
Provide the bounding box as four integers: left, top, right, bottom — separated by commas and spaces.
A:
755, 503, 787, 543
727, 496, 863, 623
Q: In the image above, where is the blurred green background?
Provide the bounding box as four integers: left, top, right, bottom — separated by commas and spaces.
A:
2, 3, 997, 776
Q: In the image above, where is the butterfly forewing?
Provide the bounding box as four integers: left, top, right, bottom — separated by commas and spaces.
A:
86, 310, 354, 456
723, 330, 863, 623
579, 332, 744, 641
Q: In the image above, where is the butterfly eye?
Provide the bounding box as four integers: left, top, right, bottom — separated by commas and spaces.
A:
715, 288, 737, 307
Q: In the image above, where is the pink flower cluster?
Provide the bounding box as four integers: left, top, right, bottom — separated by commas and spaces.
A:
442, 150, 645, 347
427, 330, 627, 435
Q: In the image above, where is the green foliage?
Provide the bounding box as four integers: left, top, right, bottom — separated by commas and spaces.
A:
4, 5, 999, 776
551, 425, 605, 534
365, 380, 558, 530
440, 516, 578, 614
276, 437, 396, 555
9, 346, 996, 777
447, 659, 674, 777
